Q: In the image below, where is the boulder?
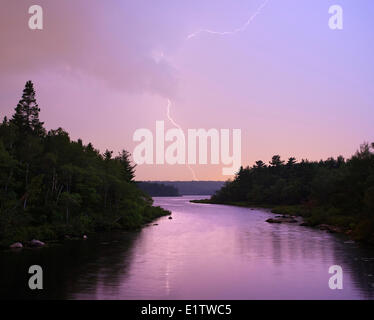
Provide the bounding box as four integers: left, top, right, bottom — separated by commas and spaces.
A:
10, 242, 23, 249
266, 218, 282, 224
266, 216, 297, 224
318, 224, 344, 234
329, 226, 344, 233
280, 217, 297, 223
28, 239, 45, 247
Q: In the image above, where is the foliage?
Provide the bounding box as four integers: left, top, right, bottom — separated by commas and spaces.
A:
0, 81, 170, 247
212, 146, 374, 243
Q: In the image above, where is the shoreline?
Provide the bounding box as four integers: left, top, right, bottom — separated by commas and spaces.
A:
2, 206, 171, 250
190, 199, 366, 243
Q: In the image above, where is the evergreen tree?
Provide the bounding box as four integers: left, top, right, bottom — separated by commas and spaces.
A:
11, 81, 45, 137
287, 157, 297, 166
116, 150, 136, 182
269, 155, 284, 167
0, 81, 170, 246
212, 146, 374, 243
254, 160, 266, 168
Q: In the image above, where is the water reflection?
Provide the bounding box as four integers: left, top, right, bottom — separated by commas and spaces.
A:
0, 231, 139, 299
1, 196, 374, 300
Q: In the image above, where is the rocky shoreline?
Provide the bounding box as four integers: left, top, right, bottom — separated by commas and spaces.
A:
191, 199, 354, 238
266, 214, 350, 235
9, 239, 47, 249
9, 237, 89, 250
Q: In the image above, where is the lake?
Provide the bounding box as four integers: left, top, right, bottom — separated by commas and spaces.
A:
1, 196, 374, 300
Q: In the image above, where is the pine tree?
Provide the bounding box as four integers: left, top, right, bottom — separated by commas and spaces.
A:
117, 150, 136, 182
11, 81, 45, 136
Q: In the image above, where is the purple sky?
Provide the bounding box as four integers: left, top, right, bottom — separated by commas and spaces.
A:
1, 0, 373, 180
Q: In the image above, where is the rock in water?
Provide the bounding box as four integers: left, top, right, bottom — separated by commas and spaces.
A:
266, 218, 282, 224
318, 224, 344, 233
266, 216, 297, 224
29, 239, 45, 247
10, 242, 23, 249
168, 216, 173, 220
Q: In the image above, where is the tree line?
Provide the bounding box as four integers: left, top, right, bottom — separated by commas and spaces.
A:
137, 182, 180, 197
211, 146, 374, 243
0, 81, 169, 246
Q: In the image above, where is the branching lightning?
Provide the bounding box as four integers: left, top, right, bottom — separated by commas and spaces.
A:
164, 0, 269, 180
187, 0, 269, 39
166, 99, 198, 181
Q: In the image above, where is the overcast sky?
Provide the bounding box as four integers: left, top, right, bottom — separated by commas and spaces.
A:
1, 0, 373, 180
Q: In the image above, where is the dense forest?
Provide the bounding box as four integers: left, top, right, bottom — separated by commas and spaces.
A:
137, 182, 180, 197
0, 81, 170, 247
210, 148, 374, 243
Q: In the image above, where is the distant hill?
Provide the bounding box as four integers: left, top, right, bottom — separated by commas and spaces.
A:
137, 182, 180, 197
140, 181, 226, 196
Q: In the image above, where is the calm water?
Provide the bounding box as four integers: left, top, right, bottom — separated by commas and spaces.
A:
1, 196, 374, 300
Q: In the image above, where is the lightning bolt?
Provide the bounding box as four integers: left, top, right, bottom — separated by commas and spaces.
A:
187, 0, 269, 39
164, 0, 269, 180
166, 99, 198, 181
